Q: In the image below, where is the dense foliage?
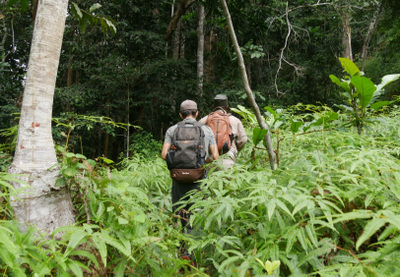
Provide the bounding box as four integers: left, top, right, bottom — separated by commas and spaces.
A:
1, 0, 400, 275
2, 104, 400, 276
2, 0, 400, 161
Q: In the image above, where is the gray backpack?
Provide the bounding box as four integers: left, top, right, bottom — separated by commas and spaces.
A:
166, 121, 206, 183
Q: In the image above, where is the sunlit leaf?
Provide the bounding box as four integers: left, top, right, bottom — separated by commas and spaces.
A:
339, 57, 360, 77
89, 3, 102, 12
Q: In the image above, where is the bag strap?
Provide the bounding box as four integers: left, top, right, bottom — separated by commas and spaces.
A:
206, 111, 232, 125
173, 121, 205, 142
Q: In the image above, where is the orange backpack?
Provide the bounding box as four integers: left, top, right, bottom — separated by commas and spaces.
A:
205, 111, 233, 154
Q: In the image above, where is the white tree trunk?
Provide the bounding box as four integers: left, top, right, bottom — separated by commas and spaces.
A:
341, 8, 353, 60
197, 4, 205, 96
8, 0, 75, 235
220, 0, 276, 170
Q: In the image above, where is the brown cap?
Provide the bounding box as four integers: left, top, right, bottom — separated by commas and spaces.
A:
213, 94, 229, 108
180, 100, 197, 112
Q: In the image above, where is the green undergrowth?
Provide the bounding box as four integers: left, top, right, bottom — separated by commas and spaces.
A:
1, 108, 400, 276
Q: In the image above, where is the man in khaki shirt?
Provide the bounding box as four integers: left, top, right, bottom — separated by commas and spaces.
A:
199, 94, 248, 169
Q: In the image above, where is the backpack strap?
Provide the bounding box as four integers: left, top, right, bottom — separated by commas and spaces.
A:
173, 121, 205, 142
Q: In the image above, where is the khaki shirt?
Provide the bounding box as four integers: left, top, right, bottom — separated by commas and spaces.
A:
199, 109, 247, 162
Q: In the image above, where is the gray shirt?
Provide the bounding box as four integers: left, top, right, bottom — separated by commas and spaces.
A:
164, 118, 216, 159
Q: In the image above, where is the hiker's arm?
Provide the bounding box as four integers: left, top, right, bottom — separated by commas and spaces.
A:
236, 121, 248, 151
206, 143, 219, 163
161, 142, 171, 160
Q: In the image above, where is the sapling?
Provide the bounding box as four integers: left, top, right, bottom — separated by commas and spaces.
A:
329, 57, 400, 134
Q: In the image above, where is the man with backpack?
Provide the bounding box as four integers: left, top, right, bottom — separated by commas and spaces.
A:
161, 99, 218, 265
161, 99, 218, 233
199, 94, 248, 169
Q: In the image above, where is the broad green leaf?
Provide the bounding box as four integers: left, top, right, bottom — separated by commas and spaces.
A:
375, 74, 400, 95
371, 101, 392, 110
106, 19, 117, 35
351, 75, 376, 108
89, 3, 102, 12
63, 167, 76, 177
79, 13, 88, 33
118, 217, 129, 225
86, 159, 96, 167
101, 157, 114, 164
100, 18, 108, 33
65, 152, 75, 158
290, 119, 303, 133
253, 127, 269, 146
264, 106, 278, 118
339, 57, 360, 77
329, 75, 351, 93
71, 2, 83, 19
75, 153, 87, 159
356, 218, 386, 251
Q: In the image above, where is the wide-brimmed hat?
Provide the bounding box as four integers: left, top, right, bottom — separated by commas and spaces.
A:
180, 100, 198, 112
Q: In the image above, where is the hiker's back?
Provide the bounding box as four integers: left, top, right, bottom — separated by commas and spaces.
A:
166, 121, 206, 183
205, 111, 233, 154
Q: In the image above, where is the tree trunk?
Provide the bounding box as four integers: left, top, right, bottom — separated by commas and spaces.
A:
197, 4, 205, 96
361, 3, 382, 71
220, 0, 276, 170
204, 29, 215, 82
164, 0, 196, 40
173, 19, 181, 60
341, 8, 353, 60
8, 0, 75, 235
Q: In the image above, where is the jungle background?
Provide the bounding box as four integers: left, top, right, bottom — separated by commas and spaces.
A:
1, 0, 400, 276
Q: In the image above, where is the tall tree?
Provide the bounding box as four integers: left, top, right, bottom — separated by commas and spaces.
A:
220, 0, 276, 170
8, 0, 75, 235
197, 3, 205, 96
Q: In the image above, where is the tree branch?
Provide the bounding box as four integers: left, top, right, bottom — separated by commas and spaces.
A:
164, 0, 196, 40
220, 0, 276, 170
274, 2, 291, 97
